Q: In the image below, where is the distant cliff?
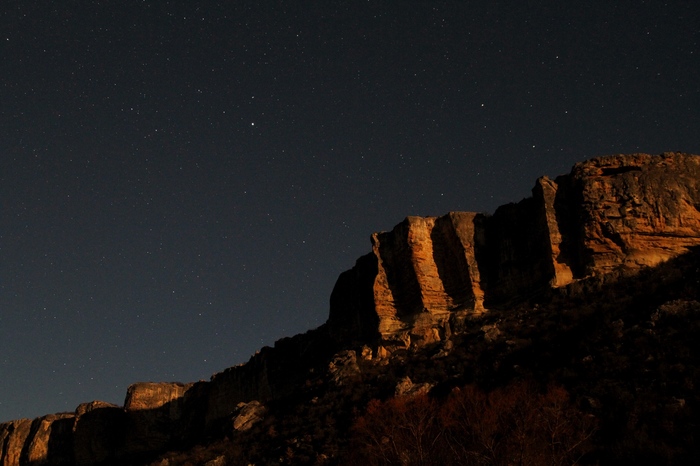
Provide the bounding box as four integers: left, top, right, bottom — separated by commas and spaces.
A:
2, 152, 700, 466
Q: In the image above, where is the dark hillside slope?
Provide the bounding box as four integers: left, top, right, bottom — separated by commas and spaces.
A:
152, 247, 700, 465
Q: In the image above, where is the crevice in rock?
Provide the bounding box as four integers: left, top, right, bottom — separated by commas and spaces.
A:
600, 166, 643, 176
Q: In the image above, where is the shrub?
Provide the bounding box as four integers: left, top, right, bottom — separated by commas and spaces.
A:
348, 381, 596, 466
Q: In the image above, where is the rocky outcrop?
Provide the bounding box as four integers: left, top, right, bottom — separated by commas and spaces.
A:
370, 214, 484, 342
328, 350, 361, 386
0, 388, 203, 466
0, 419, 33, 466
394, 377, 433, 397
572, 153, 700, 271
3, 152, 700, 465
123, 382, 195, 456
231, 401, 266, 432
205, 326, 335, 429
329, 212, 487, 349
23, 414, 75, 466
0, 415, 75, 466
328, 152, 700, 350
72, 401, 126, 465
0, 415, 74, 466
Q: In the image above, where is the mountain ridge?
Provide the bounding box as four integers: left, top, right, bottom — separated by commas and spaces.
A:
328, 152, 700, 350
2, 152, 700, 465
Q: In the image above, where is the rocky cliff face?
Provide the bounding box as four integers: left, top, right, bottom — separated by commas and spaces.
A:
2, 152, 699, 466
327, 152, 700, 350
572, 153, 700, 271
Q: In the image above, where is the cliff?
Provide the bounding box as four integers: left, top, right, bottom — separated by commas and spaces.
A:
2, 152, 700, 465
328, 152, 700, 350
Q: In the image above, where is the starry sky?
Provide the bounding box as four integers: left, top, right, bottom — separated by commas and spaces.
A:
1, 1, 698, 422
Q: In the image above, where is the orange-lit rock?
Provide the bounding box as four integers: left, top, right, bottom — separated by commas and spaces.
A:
231, 401, 266, 432
23, 413, 75, 465
123, 382, 195, 455
572, 153, 700, 272
0, 419, 32, 466
534, 176, 574, 287
329, 152, 700, 350
124, 382, 192, 412
368, 213, 486, 347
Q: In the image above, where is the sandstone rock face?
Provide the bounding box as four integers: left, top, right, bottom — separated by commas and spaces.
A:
571, 153, 700, 272
72, 401, 127, 466
0, 415, 74, 466
0, 388, 209, 466
371, 214, 485, 338
124, 382, 192, 413
328, 153, 700, 350
123, 382, 195, 456
535, 176, 575, 287
0, 419, 32, 466
0, 416, 74, 466
23, 414, 75, 465
205, 351, 273, 428
205, 326, 335, 428
329, 212, 487, 349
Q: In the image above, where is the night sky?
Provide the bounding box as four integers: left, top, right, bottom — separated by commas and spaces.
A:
1, 1, 698, 422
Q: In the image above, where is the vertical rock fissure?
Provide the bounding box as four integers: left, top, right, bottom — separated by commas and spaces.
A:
534, 177, 575, 287
432, 214, 475, 311
19, 418, 41, 465
552, 174, 588, 279
374, 224, 423, 319
0, 423, 14, 464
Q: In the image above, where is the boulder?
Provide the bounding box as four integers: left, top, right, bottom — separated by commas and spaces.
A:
231, 401, 266, 432
395, 376, 433, 397
328, 350, 361, 386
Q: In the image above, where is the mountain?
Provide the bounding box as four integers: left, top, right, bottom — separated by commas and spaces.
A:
329, 152, 700, 348
2, 152, 700, 465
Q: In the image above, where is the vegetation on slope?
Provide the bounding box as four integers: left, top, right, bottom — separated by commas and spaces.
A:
149, 248, 700, 465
